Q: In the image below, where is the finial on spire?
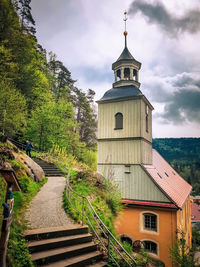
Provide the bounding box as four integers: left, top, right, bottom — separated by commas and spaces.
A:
123, 11, 128, 47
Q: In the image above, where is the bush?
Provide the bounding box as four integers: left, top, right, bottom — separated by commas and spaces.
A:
103, 179, 122, 216
7, 177, 47, 266
18, 176, 31, 193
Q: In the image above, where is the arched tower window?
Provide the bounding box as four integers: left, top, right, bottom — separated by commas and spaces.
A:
133, 69, 137, 81
117, 69, 121, 81
145, 104, 149, 133
124, 68, 130, 80
115, 113, 123, 129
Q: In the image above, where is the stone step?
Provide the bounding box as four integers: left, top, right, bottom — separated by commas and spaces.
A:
41, 251, 104, 267
42, 169, 61, 172
87, 261, 108, 267
43, 169, 63, 172
32, 242, 97, 265
44, 171, 63, 175
24, 225, 88, 241
28, 233, 92, 253
44, 173, 64, 177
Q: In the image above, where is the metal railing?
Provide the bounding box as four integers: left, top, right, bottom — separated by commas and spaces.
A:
7, 137, 39, 153
66, 170, 137, 267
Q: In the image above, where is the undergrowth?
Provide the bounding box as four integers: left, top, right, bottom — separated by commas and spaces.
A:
7, 176, 47, 267
47, 144, 97, 170
63, 169, 120, 234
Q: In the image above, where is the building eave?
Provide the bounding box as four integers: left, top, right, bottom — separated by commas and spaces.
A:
122, 199, 178, 210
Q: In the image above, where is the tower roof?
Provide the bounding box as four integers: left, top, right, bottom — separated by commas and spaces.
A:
97, 85, 142, 103
116, 46, 134, 61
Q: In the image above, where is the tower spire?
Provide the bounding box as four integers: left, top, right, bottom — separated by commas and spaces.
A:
123, 11, 128, 47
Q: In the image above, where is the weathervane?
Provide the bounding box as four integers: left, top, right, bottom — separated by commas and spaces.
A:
123, 11, 128, 47
124, 11, 127, 32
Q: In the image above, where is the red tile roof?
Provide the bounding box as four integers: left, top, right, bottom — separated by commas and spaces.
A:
143, 149, 192, 209
122, 199, 177, 209
191, 202, 200, 221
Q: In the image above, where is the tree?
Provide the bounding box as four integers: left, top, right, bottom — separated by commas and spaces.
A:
73, 88, 97, 147
0, 80, 27, 136
47, 52, 76, 102
25, 100, 79, 152
169, 231, 196, 267
17, 0, 36, 36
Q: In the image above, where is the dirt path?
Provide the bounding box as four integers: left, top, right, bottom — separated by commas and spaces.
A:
25, 176, 74, 229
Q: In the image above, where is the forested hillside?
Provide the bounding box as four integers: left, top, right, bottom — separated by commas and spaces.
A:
0, 0, 97, 164
153, 138, 200, 195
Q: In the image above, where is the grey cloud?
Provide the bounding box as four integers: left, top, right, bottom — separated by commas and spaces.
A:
73, 66, 113, 84
158, 89, 200, 124
142, 81, 172, 103
128, 0, 200, 37
171, 73, 200, 88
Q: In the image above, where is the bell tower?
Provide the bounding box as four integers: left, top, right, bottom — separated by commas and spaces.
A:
97, 12, 154, 200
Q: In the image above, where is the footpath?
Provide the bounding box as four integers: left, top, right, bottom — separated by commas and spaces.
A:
25, 176, 74, 229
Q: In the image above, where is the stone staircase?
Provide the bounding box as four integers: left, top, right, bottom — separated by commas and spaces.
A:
24, 225, 107, 267
34, 159, 64, 177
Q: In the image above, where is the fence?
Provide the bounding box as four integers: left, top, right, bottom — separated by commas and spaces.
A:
65, 170, 137, 267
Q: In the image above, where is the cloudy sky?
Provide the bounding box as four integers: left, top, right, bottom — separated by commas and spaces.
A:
30, 0, 200, 138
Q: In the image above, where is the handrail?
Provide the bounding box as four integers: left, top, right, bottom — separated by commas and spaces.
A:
7, 137, 40, 153
66, 170, 137, 266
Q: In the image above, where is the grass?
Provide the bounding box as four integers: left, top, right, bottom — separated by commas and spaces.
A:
7, 176, 47, 267
63, 169, 121, 234
0, 140, 48, 266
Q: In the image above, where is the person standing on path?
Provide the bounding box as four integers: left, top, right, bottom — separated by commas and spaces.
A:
26, 140, 33, 157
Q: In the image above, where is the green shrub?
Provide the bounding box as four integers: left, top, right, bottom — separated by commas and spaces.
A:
103, 179, 122, 216
10, 160, 25, 170
7, 177, 47, 266
80, 148, 97, 170
18, 176, 31, 193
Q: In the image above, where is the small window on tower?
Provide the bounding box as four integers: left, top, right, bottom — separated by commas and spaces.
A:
115, 113, 123, 130
133, 69, 137, 80
117, 69, 121, 81
124, 68, 130, 80
145, 104, 149, 133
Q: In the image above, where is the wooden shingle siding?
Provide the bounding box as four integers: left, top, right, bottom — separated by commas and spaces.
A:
97, 164, 170, 202
98, 140, 152, 165
98, 100, 142, 139
97, 140, 142, 164
141, 141, 152, 164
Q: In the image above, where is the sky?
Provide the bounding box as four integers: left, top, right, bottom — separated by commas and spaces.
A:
30, 0, 200, 138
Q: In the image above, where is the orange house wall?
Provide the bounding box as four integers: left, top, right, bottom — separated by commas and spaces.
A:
115, 206, 177, 267
176, 197, 192, 248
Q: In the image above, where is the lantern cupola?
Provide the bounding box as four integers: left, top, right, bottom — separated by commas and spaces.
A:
112, 12, 141, 88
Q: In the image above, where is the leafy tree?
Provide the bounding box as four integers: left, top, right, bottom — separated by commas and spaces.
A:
169, 231, 196, 267
25, 100, 79, 152
0, 80, 27, 136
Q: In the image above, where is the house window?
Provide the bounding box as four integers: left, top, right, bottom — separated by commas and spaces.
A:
144, 213, 157, 231
144, 241, 157, 254
145, 104, 149, 133
115, 113, 123, 129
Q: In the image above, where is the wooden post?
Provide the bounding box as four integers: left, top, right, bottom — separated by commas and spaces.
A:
0, 170, 20, 267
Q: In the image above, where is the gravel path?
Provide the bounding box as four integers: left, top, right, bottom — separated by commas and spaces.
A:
25, 176, 74, 229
